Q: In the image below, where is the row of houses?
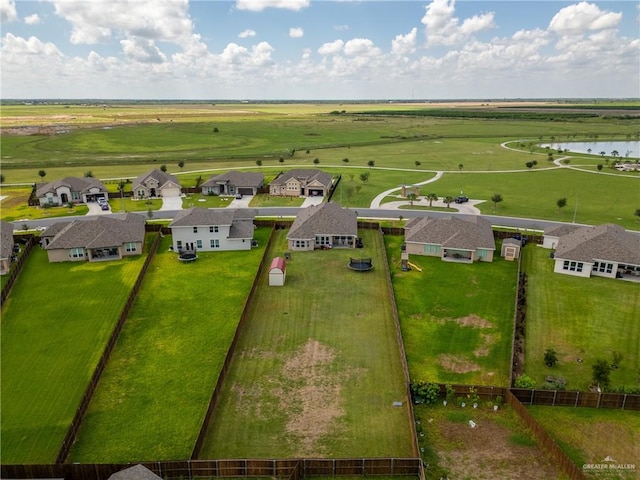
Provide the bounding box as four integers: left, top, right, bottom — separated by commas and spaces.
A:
35, 168, 334, 206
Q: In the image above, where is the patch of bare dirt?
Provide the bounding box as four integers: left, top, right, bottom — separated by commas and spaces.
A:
454, 314, 493, 328
437, 354, 482, 374
473, 333, 497, 357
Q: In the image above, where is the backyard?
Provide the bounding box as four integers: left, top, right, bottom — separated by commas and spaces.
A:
385, 235, 518, 387
521, 245, 640, 390
67, 229, 270, 462
0, 244, 149, 463
199, 228, 414, 459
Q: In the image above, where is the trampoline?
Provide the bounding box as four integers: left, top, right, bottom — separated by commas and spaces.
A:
178, 252, 198, 263
348, 257, 373, 272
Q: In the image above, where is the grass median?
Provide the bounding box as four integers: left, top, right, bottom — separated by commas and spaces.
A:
199, 228, 414, 458
68, 229, 270, 462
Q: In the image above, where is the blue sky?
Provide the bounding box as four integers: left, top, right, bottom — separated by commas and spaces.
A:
1, 0, 638, 99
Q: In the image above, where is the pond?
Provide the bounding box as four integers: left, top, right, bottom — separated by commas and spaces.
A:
539, 141, 639, 159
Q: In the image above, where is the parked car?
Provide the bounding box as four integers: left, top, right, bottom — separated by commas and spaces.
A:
235, 193, 243, 199
100, 203, 109, 211
454, 196, 469, 203
97, 197, 107, 205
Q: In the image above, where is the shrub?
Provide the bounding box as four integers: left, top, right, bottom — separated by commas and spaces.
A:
544, 348, 558, 367
410, 381, 440, 405
514, 374, 536, 389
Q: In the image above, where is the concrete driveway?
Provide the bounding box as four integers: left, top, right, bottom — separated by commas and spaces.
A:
301, 196, 324, 207
160, 196, 183, 211
86, 202, 111, 215
228, 195, 254, 208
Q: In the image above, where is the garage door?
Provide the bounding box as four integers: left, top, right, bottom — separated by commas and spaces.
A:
308, 189, 325, 196
162, 187, 181, 197
238, 187, 254, 195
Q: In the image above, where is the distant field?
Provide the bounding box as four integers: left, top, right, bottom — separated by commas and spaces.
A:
0, 246, 148, 463
527, 406, 639, 480
385, 235, 518, 387
68, 231, 269, 462
521, 245, 640, 390
200, 229, 413, 459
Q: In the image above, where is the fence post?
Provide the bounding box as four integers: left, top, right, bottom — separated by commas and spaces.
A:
575, 391, 579, 407
597, 392, 602, 408
553, 389, 557, 406
530, 389, 534, 404
622, 394, 627, 410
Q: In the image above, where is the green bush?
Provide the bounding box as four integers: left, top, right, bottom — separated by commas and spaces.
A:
410, 381, 441, 405
514, 374, 536, 389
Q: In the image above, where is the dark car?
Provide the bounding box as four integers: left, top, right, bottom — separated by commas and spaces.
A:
454, 196, 469, 203
100, 203, 110, 211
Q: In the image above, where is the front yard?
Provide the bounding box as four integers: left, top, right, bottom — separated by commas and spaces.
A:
0, 245, 149, 463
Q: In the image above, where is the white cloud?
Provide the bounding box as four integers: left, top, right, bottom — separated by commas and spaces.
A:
235, 0, 309, 12
239, 29, 256, 38
549, 1, 622, 35
1, 0, 17, 23
421, 0, 495, 46
24, 14, 42, 25
289, 27, 303, 38
343, 38, 381, 57
120, 37, 166, 64
391, 27, 417, 56
318, 39, 344, 56
334, 24, 349, 31
1, 33, 63, 56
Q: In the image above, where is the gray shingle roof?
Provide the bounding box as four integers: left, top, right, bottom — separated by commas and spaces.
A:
287, 202, 357, 240
169, 208, 256, 239
108, 465, 162, 480
36, 177, 107, 197
554, 224, 640, 264
45, 214, 145, 250
132, 169, 180, 190
404, 215, 495, 250
543, 224, 582, 238
0, 220, 14, 260
201, 171, 264, 188
269, 169, 332, 188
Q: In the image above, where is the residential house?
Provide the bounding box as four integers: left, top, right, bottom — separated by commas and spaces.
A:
541, 224, 582, 249
287, 202, 357, 251
132, 169, 181, 199
169, 207, 256, 252
36, 177, 108, 206
404, 215, 495, 262
108, 465, 162, 480
0, 220, 15, 275
201, 171, 264, 196
545, 223, 640, 279
269, 169, 333, 197
43, 213, 146, 263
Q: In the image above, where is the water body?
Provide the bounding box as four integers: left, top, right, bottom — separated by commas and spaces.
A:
539, 141, 639, 159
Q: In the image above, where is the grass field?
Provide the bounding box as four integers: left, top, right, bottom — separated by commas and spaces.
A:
67, 230, 270, 462
0, 245, 148, 463
521, 245, 640, 390
416, 403, 561, 480
527, 406, 639, 480
199, 228, 414, 459
385, 236, 518, 387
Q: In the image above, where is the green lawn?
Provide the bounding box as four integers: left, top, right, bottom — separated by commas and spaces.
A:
0, 246, 148, 463
385, 236, 518, 386
521, 245, 640, 391
68, 230, 270, 462
199, 228, 414, 459
527, 406, 640, 480
0, 186, 89, 222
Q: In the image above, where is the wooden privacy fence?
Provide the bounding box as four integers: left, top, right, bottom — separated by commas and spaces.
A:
1, 458, 422, 480
511, 388, 640, 410
506, 391, 587, 480
0, 234, 36, 305
56, 232, 163, 463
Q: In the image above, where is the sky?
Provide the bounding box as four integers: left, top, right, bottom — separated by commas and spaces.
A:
1, 0, 639, 100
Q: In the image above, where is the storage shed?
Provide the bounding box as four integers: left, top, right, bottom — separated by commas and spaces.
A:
501, 238, 521, 261
269, 257, 286, 286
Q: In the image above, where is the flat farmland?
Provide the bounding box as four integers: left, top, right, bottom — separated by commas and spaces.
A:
0, 245, 148, 463
199, 228, 414, 458
67, 230, 270, 462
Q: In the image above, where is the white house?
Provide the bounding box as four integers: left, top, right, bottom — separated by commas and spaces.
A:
133, 169, 181, 199
546, 223, 640, 279
36, 177, 108, 206
169, 207, 256, 252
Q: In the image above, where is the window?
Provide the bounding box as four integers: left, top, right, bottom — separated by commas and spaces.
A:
594, 261, 613, 274
193, 227, 198, 233
210, 239, 220, 248
177, 240, 182, 249
197, 240, 203, 249
125, 242, 136, 252
294, 240, 309, 248
563, 260, 583, 272
72, 192, 81, 201
70, 248, 84, 258
423, 244, 441, 254
210, 226, 219, 233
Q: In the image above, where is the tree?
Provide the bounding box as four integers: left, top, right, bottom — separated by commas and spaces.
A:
255, 160, 262, 167
367, 160, 375, 169
84, 170, 93, 177
442, 195, 453, 208
562, 158, 570, 165
597, 164, 603, 172
557, 197, 567, 210
547, 152, 554, 161
406, 193, 417, 206
426, 192, 438, 207
359, 172, 370, 184
415, 161, 421, 167
0, 173, 5, 184
635, 208, 640, 218
178, 161, 185, 169
526, 161, 534, 170
343, 158, 349, 163
592, 359, 612, 390
38, 170, 46, 181
313, 158, 320, 165
458, 163, 464, 172
544, 348, 558, 367
491, 193, 503, 208
160, 164, 167, 173
213, 127, 219, 133
279, 157, 284, 164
